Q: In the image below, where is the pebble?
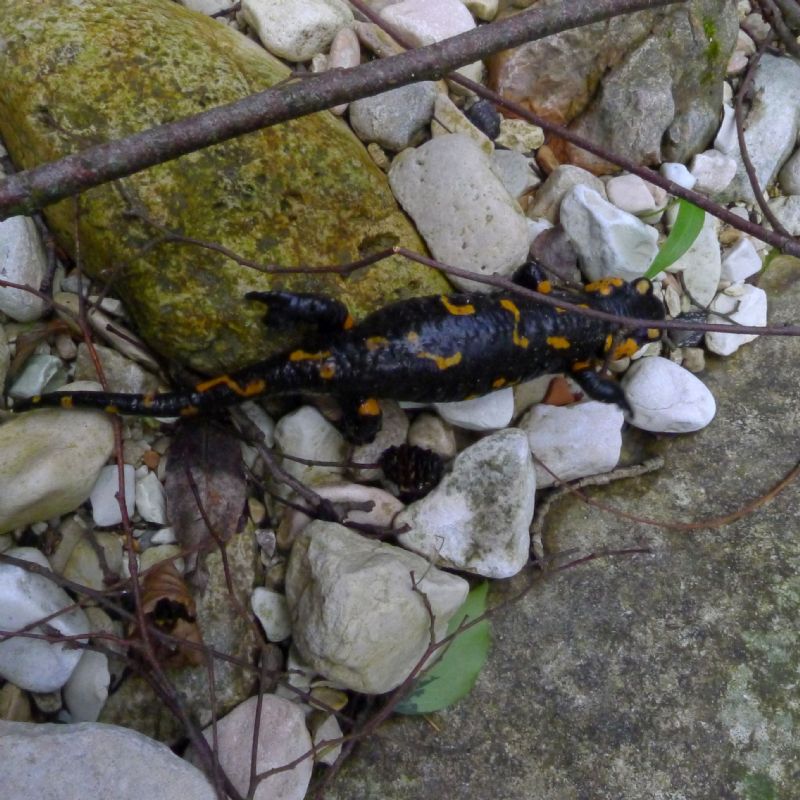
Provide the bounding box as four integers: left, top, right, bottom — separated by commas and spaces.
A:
767, 195, 800, 236
431, 92, 494, 155
720, 238, 762, 283
713, 103, 738, 155
238, 401, 275, 448
252, 587, 292, 641
273, 405, 347, 492
89, 464, 136, 527
407, 412, 457, 458
495, 118, 545, 153
134, 469, 167, 525
622, 356, 717, 433
660, 161, 697, 190
277, 482, 404, 546
325, 26, 360, 114
489, 149, 540, 201
529, 164, 607, 224
460, 0, 498, 20
689, 149, 738, 194
606, 173, 659, 215
178, 0, 237, 13
0, 682, 31, 722
389, 134, 530, 291
434, 387, 515, 431
312, 712, 343, 765
706, 284, 767, 356
139, 544, 184, 574
63, 650, 111, 722
198, 696, 313, 800
0, 324, 10, 395
286, 520, 468, 693
681, 347, 706, 374
349, 81, 437, 151
396, 429, 535, 578
560, 184, 660, 282
241, 0, 353, 62
667, 212, 721, 308
350, 400, 408, 481
74, 343, 159, 394
0, 383, 115, 533
520, 401, 625, 488
1, 720, 216, 800
62, 532, 123, 591
0, 215, 47, 322
0, 547, 90, 692
722, 54, 800, 203
7, 354, 68, 399
778, 149, 800, 195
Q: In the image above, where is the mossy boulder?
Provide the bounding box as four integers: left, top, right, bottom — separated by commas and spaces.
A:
0, 0, 447, 373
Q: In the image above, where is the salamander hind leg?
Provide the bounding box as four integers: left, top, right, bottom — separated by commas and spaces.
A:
246, 291, 354, 333
572, 367, 631, 414
337, 396, 383, 444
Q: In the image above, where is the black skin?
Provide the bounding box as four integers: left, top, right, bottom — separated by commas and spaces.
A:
15, 267, 665, 444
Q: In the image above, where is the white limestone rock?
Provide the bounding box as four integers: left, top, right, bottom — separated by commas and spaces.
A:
606, 173, 660, 215
273, 405, 347, 491
286, 521, 468, 693
135, 469, 167, 524
349, 81, 437, 151
89, 464, 136, 527
407, 412, 457, 458
460, 0, 498, 20
489, 149, 541, 200
689, 149, 738, 195
198, 696, 312, 800
242, 0, 353, 62
560, 184, 659, 282
622, 356, 716, 433
0, 548, 90, 692
720, 238, 762, 283
495, 118, 545, 153
0, 216, 47, 322
767, 195, 800, 237
389, 134, 530, 291
62, 532, 123, 591
0, 720, 216, 800
431, 92, 494, 155
529, 164, 607, 223
178, 0, 237, 13
435, 387, 514, 431
63, 650, 110, 722
396, 429, 535, 578
778, 149, 800, 195
721, 54, 800, 203
519, 401, 624, 488
706, 284, 767, 356
0, 324, 9, 396
713, 103, 738, 155
251, 587, 292, 641
659, 161, 697, 190
0, 383, 115, 533
666, 212, 721, 307
7, 354, 67, 399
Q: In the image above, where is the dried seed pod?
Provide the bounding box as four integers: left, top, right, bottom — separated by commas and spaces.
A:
379, 444, 445, 502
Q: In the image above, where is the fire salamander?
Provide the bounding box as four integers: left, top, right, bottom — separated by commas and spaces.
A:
14, 266, 665, 444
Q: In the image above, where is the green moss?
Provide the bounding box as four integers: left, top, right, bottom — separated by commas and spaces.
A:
741, 772, 777, 800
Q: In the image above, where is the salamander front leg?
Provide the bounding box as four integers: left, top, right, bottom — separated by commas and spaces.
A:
337, 396, 383, 445
246, 291, 354, 333
572, 367, 631, 414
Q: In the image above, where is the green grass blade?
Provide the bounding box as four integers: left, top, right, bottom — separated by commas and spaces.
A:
644, 198, 705, 279
395, 582, 491, 715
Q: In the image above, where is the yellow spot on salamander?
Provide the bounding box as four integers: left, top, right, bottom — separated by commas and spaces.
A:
289, 349, 331, 362
440, 296, 476, 315
604, 334, 614, 352
499, 298, 530, 348
366, 336, 389, 351
492, 377, 507, 389
647, 328, 661, 340
104, 405, 119, 414
59, 396, 73, 409
142, 393, 156, 408
195, 375, 266, 397
612, 338, 639, 359
358, 398, 381, 416
546, 336, 571, 350
180, 406, 200, 417
571, 360, 592, 372
585, 277, 623, 296
537, 280, 552, 294
319, 361, 336, 380
343, 314, 355, 330
405, 331, 420, 343
635, 278, 652, 295
418, 350, 463, 370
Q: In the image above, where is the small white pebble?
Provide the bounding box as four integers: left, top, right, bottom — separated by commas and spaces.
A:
660, 162, 697, 190
720, 238, 762, 283
90, 464, 136, 527
690, 150, 738, 194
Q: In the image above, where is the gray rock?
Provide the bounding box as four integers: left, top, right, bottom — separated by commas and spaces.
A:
720, 238, 762, 283
397, 429, 535, 578
690, 149, 738, 195
529, 164, 607, 224
560, 184, 659, 282
519, 401, 624, 488
286, 520, 468, 693
88, 464, 135, 527
706, 284, 767, 357
0, 324, 10, 396
63, 650, 111, 722
720, 54, 800, 202
251, 587, 292, 641
198, 696, 312, 800
0, 720, 215, 800
7, 354, 68, 399
778, 148, 800, 195
489, 149, 541, 201
74, 343, 160, 394
0, 384, 115, 534
766, 195, 800, 236
0, 548, 90, 692
389, 134, 530, 291
667, 212, 721, 307
349, 81, 437, 151
61, 532, 124, 591
0, 216, 47, 322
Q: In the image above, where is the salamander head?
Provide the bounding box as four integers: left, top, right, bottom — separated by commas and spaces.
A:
585, 277, 666, 345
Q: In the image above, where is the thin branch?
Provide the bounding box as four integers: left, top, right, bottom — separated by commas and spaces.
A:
0, 0, 684, 219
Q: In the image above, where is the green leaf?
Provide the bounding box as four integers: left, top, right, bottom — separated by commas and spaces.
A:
644, 198, 705, 279
395, 582, 491, 715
